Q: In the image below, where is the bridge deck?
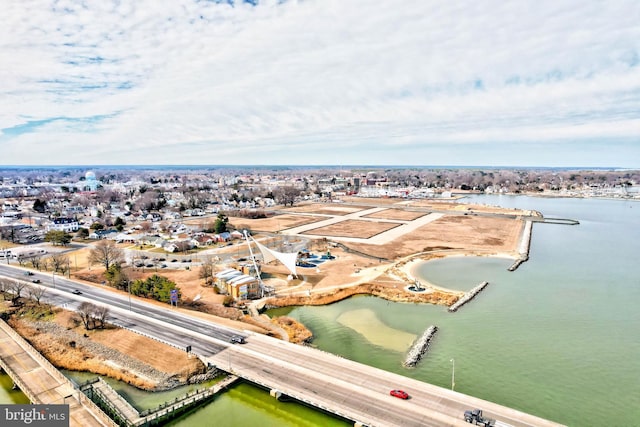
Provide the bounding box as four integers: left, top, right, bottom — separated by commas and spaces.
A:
206, 333, 567, 427
0, 320, 115, 427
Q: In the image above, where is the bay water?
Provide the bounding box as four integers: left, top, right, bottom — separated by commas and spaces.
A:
2, 195, 638, 426
269, 195, 640, 427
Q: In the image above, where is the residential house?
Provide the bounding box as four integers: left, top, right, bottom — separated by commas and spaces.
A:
89, 229, 118, 239
48, 217, 79, 233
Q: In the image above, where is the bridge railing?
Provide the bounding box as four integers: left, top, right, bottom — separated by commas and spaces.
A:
0, 356, 39, 403
0, 320, 118, 427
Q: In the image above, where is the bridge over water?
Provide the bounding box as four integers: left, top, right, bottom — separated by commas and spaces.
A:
0, 265, 567, 427
0, 320, 115, 427
204, 333, 566, 427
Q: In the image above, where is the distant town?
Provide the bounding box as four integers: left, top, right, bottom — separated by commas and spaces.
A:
1, 165, 637, 427
1, 166, 638, 249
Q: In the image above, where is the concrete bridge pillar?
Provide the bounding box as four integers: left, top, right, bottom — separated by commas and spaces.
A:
269, 389, 282, 400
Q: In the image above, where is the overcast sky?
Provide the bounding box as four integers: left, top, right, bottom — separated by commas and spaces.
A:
1, 0, 639, 167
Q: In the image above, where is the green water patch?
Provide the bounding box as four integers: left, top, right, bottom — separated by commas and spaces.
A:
64, 370, 221, 412
336, 308, 416, 352
166, 382, 351, 427
63, 371, 349, 427
0, 373, 30, 404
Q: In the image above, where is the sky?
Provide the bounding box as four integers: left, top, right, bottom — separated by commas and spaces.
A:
1, 0, 639, 167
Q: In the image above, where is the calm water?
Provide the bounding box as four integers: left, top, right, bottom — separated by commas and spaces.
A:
61, 371, 350, 427
0, 373, 30, 404
270, 195, 640, 427
2, 195, 638, 426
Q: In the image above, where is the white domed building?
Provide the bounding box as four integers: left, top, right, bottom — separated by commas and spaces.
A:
75, 171, 100, 191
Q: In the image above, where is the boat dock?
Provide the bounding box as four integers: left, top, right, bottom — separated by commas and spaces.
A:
448, 281, 489, 312
403, 325, 438, 368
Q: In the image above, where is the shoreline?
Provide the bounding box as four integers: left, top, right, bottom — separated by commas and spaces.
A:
263, 249, 520, 311
396, 250, 516, 291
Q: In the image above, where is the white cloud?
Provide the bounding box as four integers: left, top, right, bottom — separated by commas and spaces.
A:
1, 0, 639, 166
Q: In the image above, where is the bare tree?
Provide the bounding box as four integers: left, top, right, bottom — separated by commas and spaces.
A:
139, 221, 153, 232
91, 305, 109, 329
199, 256, 215, 285
49, 252, 70, 273
174, 240, 192, 253
77, 302, 96, 330
8, 281, 27, 305
28, 286, 46, 305
276, 186, 301, 207
30, 255, 43, 271
0, 278, 11, 300
88, 240, 124, 270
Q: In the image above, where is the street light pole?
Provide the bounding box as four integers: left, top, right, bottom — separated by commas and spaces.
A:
127, 280, 132, 311
52, 271, 56, 289
450, 358, 455, 391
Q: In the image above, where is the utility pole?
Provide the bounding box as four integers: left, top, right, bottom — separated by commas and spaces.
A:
127, 280, 132, 311
450, 358, 455, 391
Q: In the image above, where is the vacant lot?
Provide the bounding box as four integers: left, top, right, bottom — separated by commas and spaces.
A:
301, 219, 401, 239
280, 204, 368, 216
229, 214, 321, 232
344, 215, 524, 260
362, 208, 427, 221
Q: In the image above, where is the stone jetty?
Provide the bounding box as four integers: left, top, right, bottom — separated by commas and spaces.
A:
403, 325, 438, 368
448, 281, 489, 312
508, 220, 532, 271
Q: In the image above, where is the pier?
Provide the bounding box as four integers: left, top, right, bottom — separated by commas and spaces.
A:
448, 281, 489, 312
530, 217, 580, 225
80, 375, 239, 427
403, 325, 438, 368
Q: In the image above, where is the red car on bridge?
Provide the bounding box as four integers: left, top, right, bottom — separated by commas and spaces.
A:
390, 389, 409, 399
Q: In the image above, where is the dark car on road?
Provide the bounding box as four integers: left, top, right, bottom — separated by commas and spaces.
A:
71, 290, 82, 295
24, 271, 34, 276
230, 335, 246, 344
31, 279, 41, 283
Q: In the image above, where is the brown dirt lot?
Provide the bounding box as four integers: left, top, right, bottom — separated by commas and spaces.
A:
229, 214, 321, 232
362, 209, 427, 221
343, 215, 524, 260
280, 204, 369, 215
302, 219, 401, 239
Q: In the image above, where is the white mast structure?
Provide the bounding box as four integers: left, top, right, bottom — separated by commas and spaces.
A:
243, 229, 298, 297
243, 229, 265, 296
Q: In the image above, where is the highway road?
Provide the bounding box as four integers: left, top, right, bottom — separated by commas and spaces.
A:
0, 264, 565, 427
